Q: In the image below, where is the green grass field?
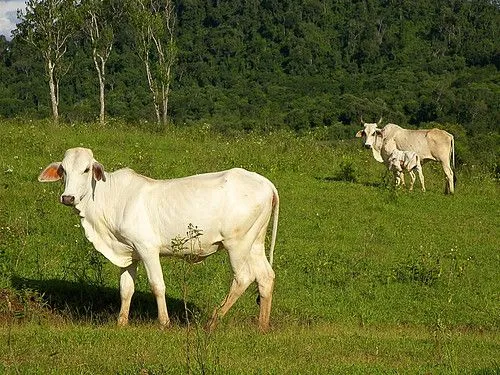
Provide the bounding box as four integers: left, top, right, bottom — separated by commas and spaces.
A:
0, 120, 499, 374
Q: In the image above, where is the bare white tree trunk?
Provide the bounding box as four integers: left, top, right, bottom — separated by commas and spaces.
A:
47, 58, 59, 124
162, 83, 168, 126
95, 52, 106, 125
18, 0, 75, 124
86, 4, 113, 125
143, 51, 161, 125
91, 43, 111, 125
151, 33, 165, 127
161, 0, 175, 128
133, 0, 176, 129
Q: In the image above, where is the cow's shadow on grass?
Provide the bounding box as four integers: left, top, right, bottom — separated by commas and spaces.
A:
10, 276, 199, 326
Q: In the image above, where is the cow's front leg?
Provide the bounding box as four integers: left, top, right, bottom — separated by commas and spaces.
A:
394, 171, 402, 188
399, 171, 406, 187
118, 260, 138, 326
142, 254, 170, 328
408, 170, 416, 191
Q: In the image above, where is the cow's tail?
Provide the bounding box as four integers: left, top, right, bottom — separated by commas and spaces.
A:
451, 134, 457, 187
451, 135, 455, 170
268, 184, 279, 266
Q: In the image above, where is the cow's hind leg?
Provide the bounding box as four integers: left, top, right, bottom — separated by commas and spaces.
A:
118, 260, 138, 326
208, 202, 275, 332
217, 231, 275, 332
442, 162, 454, 194
250, 243, 275, 332
206, 256, 254, 331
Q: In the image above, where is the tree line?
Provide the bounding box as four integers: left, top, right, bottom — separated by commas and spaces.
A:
0, 0, 499, 137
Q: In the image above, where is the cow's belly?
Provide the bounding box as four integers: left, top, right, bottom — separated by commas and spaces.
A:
159, 240, 221, 262
395, 136, 435, 161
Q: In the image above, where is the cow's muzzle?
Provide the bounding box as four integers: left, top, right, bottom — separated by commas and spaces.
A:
364, 144, 372, 149
61, 195, 75, 206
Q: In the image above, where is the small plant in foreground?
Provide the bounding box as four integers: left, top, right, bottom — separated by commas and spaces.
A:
390, 252, 441, 286
171, 224, 220, 375
334, 158, 358, 183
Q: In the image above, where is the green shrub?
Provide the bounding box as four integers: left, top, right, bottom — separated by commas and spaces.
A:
333, 158, 358, 183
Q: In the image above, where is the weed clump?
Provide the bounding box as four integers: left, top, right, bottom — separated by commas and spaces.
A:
0, 288, 53, 324
334, 159, 358, 183
391, 256, 441, 286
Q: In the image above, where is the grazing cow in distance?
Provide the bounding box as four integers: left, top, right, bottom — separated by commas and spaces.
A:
356, 119, 455, 194
387, 149, 426, 191
38, 147, 279, 332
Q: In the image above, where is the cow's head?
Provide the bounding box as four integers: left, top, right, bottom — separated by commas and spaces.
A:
387, 154, 403, 172
38, 147, 105, 207
355, 117, 383, 149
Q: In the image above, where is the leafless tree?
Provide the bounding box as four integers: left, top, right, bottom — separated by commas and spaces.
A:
130, 0, 177, 128
81, 0, 116, 125
17, 0, 77, 124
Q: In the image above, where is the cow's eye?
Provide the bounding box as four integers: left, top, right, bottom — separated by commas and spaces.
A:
84, 167, 90, 174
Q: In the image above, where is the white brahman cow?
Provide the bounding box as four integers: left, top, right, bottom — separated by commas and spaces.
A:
387, 149, 425, 191
38, 147, 279, 331
356, 119, 455, 194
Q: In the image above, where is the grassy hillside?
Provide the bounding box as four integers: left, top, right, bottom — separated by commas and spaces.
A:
0, 120, 498, 373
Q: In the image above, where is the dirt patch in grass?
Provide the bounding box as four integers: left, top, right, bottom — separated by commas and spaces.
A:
0, 288, 63, 325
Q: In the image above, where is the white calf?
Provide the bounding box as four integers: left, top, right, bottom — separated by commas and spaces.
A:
387, 149, 426, 191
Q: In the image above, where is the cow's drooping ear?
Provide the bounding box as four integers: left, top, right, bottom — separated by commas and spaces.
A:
375, 129, 383, 136
92, 162, 106, 182
38, 162, 63, 182
355, 130, 364, 138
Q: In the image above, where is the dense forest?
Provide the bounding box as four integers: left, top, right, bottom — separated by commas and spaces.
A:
0, 0, 499, 137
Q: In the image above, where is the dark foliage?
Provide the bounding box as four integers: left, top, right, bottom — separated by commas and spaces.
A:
0, 0, 499, 137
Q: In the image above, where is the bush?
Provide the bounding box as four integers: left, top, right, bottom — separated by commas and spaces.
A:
0, 98, 24, 117
468, 132, 500, 175
333, 158, 358, 183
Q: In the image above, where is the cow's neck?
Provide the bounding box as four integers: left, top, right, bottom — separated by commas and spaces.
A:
371, 134, 399, 164
381, 138, 398, 163
370, 134, 385, 163
72, 171, 136, 268
74, 173, 111, 220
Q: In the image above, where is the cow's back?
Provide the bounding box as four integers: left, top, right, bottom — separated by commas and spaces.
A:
384, 125, 452, 162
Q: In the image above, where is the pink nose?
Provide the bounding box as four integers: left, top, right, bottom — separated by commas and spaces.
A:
61, 195, 75, 206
